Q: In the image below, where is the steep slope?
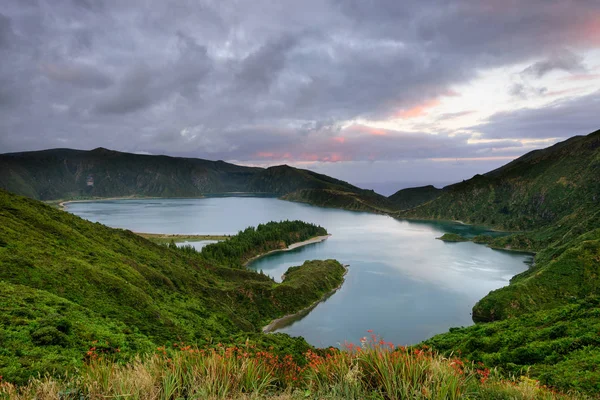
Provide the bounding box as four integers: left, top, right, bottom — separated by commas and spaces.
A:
0, 189, 345, 383
399, 130, 600, 232
387, 185, 442, 210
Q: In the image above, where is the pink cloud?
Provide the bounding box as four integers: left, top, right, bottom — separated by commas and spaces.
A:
256, 152, 276, 158
332, 136, 346, 144
544, 87, 585, 97
396, 98, 441, 119
564, 74, 600, 81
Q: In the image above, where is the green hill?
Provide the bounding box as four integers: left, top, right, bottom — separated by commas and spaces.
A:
387, 184, 442, 210
398, 130, 600, 232
0, 189, 345, 384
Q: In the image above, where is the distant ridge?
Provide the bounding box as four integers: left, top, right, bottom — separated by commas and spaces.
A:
387, 185, 442, 211
0, 148, 390, 210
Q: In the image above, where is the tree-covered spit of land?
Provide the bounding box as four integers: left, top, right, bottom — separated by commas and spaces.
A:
199, 220, 328, 268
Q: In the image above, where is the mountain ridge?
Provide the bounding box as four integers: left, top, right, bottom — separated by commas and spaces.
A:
0, 148, 395, 212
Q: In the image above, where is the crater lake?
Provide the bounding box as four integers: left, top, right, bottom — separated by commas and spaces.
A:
66, 197, 532, 348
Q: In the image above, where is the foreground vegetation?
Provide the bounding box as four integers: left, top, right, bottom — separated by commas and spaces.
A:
0, 335, 583, 400
425, 297, 600, 394
0, 189, 343, 384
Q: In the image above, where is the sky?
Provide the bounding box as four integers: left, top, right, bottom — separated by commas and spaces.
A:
1, 0, 599, 193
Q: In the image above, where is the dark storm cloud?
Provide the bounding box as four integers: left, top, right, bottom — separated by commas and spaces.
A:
0, 0, 599, 166
0, 13, 14, 48
522, 50, 586, 78
474, 91, 600, 139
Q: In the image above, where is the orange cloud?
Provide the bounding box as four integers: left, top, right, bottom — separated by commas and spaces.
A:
396, 98, 441, 119
332, 136, 346, 143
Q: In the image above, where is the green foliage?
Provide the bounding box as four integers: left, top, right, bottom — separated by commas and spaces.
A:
1, 336, 580, 400
399, 130, 600, 232
0, 189, 345, 384
200, 220, 328, 267
472, 228, 600, 322
425, 297, 600, 395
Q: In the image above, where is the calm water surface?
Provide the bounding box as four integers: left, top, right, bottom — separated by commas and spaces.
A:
67, 197, 531, 347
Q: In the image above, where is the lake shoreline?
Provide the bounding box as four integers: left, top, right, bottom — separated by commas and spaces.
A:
56, 196, 167, 210
262, 264, 349, 333
135, 232, 230, 243
243, 234, 331, 267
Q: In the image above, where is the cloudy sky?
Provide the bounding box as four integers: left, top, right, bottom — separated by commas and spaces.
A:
1, 0, 599, 193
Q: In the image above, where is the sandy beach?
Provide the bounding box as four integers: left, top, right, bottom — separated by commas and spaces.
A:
243, 234, 331, 267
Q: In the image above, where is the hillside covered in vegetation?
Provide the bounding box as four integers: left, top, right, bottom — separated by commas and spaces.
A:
398, 130, 600, 232
0, 189, 345, 384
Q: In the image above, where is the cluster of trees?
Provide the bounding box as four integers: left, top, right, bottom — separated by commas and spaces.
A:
200, 220, 327, 268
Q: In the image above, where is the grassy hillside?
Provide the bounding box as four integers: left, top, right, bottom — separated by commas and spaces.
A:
0, 189, 345, 384
425, 297, 600, 394
388, 185, 442, 210
398, 130, 600, 232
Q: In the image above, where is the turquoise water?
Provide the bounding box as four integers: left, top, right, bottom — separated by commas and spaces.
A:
67, 197, 531, 347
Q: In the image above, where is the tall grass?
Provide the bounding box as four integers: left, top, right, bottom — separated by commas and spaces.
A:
0, 334, 586, 399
